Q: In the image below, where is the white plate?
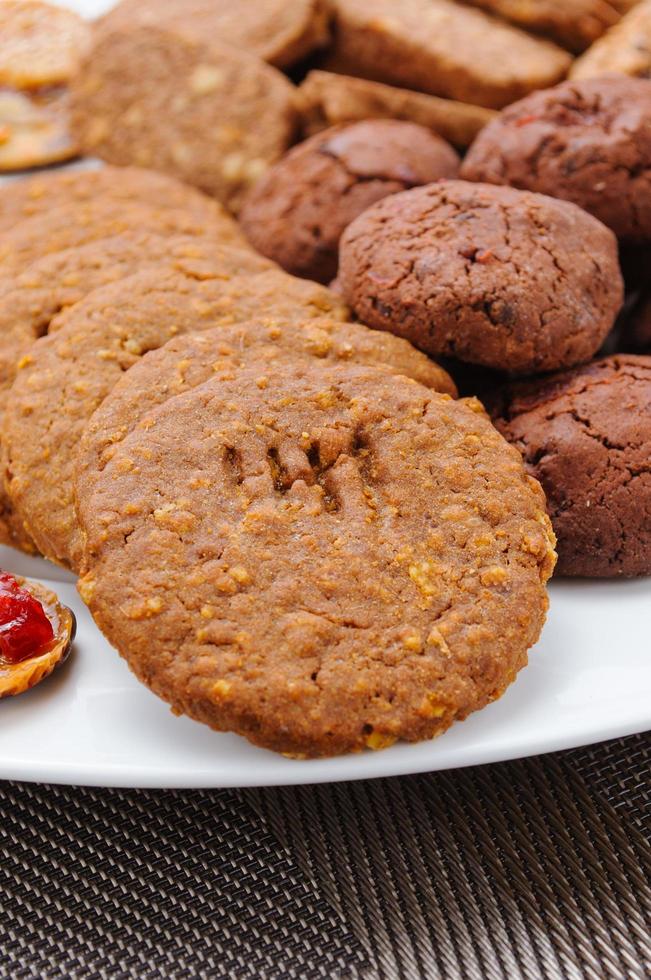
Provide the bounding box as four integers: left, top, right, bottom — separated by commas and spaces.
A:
1, 0, 649, 787
1, 546, 650, 788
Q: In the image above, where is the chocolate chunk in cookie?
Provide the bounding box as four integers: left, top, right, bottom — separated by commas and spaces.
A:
339, 181, 623, 373
461, 77, 651, 244
76, 355, 555, 757
490, 355, 651, 577
240, 120, 459, 283
70, 25, 298, 212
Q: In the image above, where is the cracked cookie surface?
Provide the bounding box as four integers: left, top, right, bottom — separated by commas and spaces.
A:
77, 356, 555, 757
240, 120, 459, 283
339, 180, 622, 373
490, 354, 651, 577
461, 77, 651, 244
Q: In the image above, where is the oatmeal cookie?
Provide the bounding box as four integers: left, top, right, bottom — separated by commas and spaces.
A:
0, 88, 77, 171
76, 319, 456, 520
461, 77, 651, 243
490, 355, 651, 577
76, 356, 555, 757
0, 165, 235, 235
298, 71, 496, 149
99, 0, 331, 69
463, 1, 627, 53
70, 25, 298, 212
0, 197, 245, 276
0, 265, 361, 568
240, 121, 459, 283
328, 0, 571, 110
339, 181, 623, 373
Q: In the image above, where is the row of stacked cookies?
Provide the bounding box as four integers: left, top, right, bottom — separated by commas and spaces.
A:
0, 165, 557, 757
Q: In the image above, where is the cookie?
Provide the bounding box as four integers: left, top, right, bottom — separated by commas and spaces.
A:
70, 25, 298, 212
339, 181, 623, 374
76, 353, 555, 757
461, 77, 651, 244
76, 319, 457, 519
0, 165, 235, 235
462, 1, 625, 53
490, 355, 651, 577
0, 0, 90, 89
0, 233, 272, 413
298, 71, 497, 149
240, 121, 459, 283
0, 197, 246, 276
571, 0, 651, 78
328, 0, 571, 110
99, 0, 330, 69
1, 265, 350, 568
0, 88, 77, 172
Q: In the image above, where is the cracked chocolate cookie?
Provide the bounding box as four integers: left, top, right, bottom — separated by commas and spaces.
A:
338, 181, 623, 374
240, 120, 459, 283
2, 265, 448, 570
76, 319, 456, 522
99, 0, 330, 70
0, 166, 234, 235
461, 77, 651, 244
490, 355, 651, 577
70, 25, 298, 212
76, 355, 555, 757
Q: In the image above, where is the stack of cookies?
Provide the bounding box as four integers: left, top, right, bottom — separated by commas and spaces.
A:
1, 0, 650, 757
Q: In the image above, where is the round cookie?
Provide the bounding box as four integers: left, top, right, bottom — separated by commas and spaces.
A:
0, 197, 246, 276
0, 234, 273, 414
99, 0, 330, 69
0, 166, 234, 235
1, 265, 348, 568
0, 0, 90, 88
490, 355, 651, 577
76, 318, 457, 511
461, 77, 651, 244
240, 120, 460, 283
76, 356, 555, 758
70, 25, 298, 212
338, 180, 623, 374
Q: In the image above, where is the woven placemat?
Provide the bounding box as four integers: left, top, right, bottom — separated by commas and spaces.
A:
1, 733, 649, 979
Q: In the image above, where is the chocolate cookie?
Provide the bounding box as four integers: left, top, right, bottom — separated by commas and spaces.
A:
0, 89, 77, 172
0, 166, 234, 234
76, 319, 457, 537
571, 1, 651, 79
76, 355, 555, 757
0, 0, 90, 88
490, 355, 651, 577
1, 266, 350, 568
99, 0, 330, 69
461, 77, 651, 244
0, 197, 246, 276
298, 71, 497, 149
240, 121, 459, 283
339, 181, 623, 373
70, 25, 298, 212
463, 1, 625, 53
328, 0, 571, 110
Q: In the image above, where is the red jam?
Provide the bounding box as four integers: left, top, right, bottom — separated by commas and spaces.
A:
0, 572, 54, 665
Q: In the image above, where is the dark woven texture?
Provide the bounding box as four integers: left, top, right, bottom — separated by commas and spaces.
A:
1, 734, 649, 980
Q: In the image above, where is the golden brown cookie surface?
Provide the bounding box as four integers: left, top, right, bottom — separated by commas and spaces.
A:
76, 356, 555, 757
0, 0, 90, 89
